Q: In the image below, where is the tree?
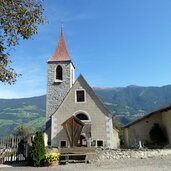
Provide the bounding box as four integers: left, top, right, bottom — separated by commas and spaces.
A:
14, 125, 35, 137
0, 0, 45, 84
31, 131, 45, 167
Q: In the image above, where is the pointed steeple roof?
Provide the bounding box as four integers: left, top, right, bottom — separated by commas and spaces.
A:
48, 27, 71, 62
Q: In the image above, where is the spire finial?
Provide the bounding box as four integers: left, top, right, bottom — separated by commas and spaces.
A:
60, 21, 64, 34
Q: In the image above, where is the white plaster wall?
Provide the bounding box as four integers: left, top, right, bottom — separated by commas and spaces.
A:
51, 76, 118, 148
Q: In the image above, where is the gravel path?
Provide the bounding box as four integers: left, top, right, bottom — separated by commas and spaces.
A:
1, 155, 171, 171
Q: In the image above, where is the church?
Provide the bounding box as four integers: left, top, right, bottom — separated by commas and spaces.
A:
45, 28, 119, 149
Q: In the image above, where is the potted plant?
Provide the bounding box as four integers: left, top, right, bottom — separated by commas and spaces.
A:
44, 152, 61, 166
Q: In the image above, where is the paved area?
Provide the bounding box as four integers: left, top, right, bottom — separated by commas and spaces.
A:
1, 155, 171, 171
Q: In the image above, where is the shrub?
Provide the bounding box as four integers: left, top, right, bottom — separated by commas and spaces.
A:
30, 131, 46, 167
14, 125, 35, 137
45, 153, 61, 163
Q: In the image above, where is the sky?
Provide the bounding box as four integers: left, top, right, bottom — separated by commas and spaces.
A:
1, 0, 171, 99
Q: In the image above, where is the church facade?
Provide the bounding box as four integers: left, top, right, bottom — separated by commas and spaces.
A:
45, 28, 119, 149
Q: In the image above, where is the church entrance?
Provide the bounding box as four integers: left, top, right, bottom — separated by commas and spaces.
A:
62, 114, 91, 148
62, 116, 84, 147
76, 113, 91, 147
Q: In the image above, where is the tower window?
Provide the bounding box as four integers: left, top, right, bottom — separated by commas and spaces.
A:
56, 65, 63, 80
76, 90, 85, 102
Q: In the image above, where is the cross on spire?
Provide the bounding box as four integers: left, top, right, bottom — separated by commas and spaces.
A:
61, 21, 64, 33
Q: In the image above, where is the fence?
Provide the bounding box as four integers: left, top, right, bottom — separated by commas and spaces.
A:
0, 136, 29, 163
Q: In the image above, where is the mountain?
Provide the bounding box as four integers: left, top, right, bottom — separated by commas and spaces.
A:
1, 85, 171, 137
94, 85, 171, 124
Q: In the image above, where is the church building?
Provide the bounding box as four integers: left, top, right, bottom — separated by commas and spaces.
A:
45, 28, 119, 149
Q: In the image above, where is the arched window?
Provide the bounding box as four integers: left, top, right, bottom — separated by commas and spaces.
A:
76, 113, 89, 120
56, 65, 63, 80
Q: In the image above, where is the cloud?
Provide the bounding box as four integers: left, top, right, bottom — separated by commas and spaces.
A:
0, 86, 45, 99
0, 89, 24, 99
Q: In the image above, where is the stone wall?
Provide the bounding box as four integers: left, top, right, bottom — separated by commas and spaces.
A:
96, 149, 171, 160
46, 61, 73, 120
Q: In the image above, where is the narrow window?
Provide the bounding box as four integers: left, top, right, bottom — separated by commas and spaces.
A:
76, 90, 85, 102
97, 140, 103, 147
56, 65, 63, 80
60, 141, 66, 148
91, 140, 96, 146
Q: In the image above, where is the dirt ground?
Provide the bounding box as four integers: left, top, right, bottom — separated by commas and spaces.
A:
1, 154, 171, 171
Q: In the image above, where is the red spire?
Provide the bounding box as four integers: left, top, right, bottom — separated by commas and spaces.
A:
48, 27, 71, 62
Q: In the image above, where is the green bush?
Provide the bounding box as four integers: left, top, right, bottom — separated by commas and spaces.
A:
30, 131, 45, 167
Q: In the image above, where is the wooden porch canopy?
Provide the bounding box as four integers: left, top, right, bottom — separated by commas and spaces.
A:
62, 116, 85, 147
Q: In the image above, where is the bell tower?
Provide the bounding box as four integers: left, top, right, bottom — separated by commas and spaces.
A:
46, 28, 75, 121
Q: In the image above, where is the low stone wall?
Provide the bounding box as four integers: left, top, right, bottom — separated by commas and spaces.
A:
96, 149, 171, 160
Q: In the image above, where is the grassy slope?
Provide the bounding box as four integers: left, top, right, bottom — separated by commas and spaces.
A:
0, 96, 46, 137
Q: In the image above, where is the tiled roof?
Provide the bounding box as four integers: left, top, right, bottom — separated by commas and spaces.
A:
48, 29, 71, 62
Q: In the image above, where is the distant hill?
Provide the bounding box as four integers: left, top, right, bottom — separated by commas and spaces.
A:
1, 85, 171, 137
0, 96, 46, 137
94, 85, 171, 124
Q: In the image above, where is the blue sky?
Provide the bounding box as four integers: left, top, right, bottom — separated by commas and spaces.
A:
1, 0, 171, 98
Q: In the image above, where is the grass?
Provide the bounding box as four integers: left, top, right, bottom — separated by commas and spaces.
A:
0, 119, 15, 126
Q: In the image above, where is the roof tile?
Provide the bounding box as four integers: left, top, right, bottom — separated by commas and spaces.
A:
48, 29, 71, 62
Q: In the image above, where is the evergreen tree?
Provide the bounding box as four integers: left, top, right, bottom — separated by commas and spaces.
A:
31, 131, 45, 167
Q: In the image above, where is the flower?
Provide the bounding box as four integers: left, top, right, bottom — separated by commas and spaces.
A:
45, 153, 61, 163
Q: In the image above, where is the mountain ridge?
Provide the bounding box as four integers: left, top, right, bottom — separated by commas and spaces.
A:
1, 84, 171, 136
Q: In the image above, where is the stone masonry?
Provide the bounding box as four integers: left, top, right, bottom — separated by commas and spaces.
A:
96, 148, 171, 160
46, 61, 72, 120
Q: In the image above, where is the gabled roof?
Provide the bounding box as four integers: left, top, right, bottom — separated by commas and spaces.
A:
48, 28, 71, 62
123, 103, 171, 128
51, 74, 112, 117
76, 75, 111, 116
